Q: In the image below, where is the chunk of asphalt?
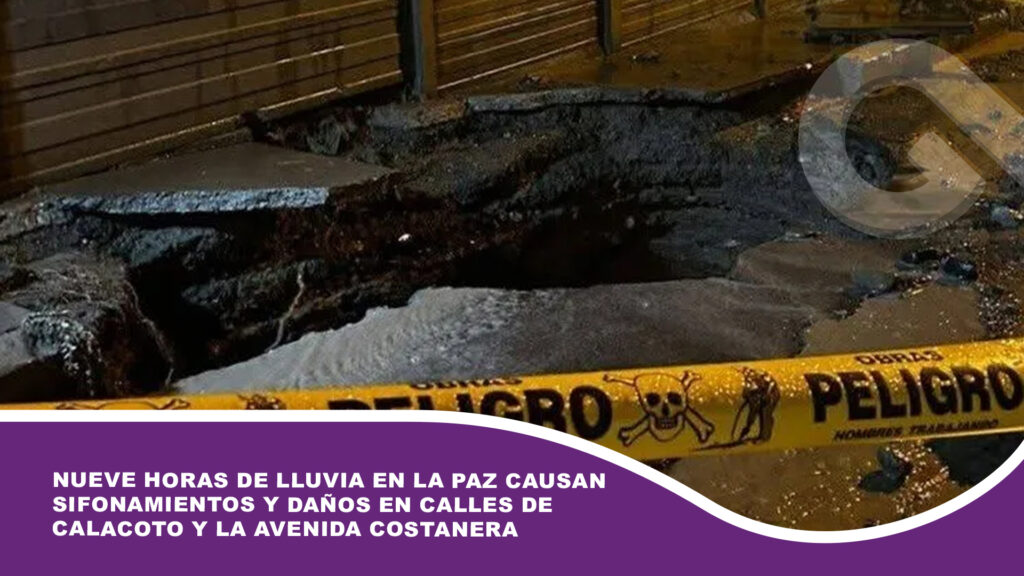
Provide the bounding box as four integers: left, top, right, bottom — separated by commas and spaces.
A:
0, 326, 74, 404
404, 132, 572, 207
938, 256, 979, 285
0, 302, 29, 335
35, 143, 394, 216
465, 86, 723, 114
7, 251, 170, 399
368, 100, 467, 131
107, 227, 228, 272
858, 447, 913, 494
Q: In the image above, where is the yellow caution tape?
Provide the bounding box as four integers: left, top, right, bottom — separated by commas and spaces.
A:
5, 339, 1024, 460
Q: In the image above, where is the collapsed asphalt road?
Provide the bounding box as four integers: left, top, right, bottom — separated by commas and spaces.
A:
2, 91, 844, 399
5, 30, 1024, 528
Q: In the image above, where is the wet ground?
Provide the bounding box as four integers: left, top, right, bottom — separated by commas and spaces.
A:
4, 0, 1024, 530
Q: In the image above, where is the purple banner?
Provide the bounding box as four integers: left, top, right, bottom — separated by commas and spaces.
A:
0, 421, 1019, 575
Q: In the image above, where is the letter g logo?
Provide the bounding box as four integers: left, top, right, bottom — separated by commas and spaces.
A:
799, 40, 1024, 238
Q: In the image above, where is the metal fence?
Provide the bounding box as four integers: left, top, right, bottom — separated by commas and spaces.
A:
1, 0, 772, 195
1, 0, 403, 195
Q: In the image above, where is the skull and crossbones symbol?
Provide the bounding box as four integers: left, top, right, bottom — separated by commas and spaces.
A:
604, 371, 715, 447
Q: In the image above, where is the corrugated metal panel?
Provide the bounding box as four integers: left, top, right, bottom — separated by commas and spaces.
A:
622, 0, 752, 45
435, 0, 600, 90
1, 0, 403, 193
765, 0, 808, 12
